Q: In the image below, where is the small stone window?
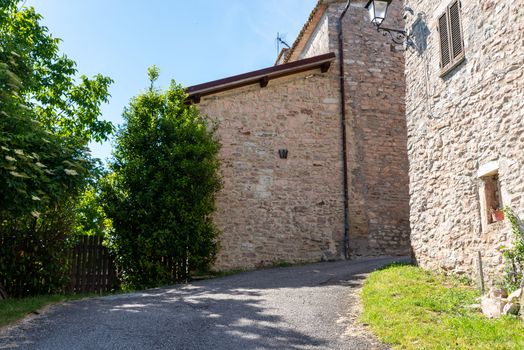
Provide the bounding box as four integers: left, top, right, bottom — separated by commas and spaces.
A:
478, 161, 504, 231
438, 0, 465, 77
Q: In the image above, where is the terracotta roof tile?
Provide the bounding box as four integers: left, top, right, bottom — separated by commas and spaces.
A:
282, 0, 327, 64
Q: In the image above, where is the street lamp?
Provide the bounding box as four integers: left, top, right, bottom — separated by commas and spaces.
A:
364, 0, 411, 46
365, 0, 392, 27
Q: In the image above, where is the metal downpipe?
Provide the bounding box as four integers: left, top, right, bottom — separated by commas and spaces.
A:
338, 0, 352, 260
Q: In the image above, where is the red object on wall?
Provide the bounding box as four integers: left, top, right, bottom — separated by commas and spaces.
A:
492, 210, 505, 222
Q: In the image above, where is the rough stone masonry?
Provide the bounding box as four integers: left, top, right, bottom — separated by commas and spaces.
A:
189, 0, 411, 271
404, 0, 524, 284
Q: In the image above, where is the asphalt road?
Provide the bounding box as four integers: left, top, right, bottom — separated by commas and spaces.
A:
0, 257, 407, 350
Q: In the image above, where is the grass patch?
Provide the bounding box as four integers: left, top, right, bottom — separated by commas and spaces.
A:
361, 265, 524, 350
0, 294, 92, 328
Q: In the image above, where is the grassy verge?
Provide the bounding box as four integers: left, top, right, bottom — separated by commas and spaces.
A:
0, 294, 92, 328
361, 264, 524, 350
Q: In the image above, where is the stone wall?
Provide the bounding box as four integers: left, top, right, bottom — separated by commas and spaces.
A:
326, 0, 411, 257
194, 0, 411, 270
197, 70, 345, 271
300, 12, 330, 59
404, 0, 524, 284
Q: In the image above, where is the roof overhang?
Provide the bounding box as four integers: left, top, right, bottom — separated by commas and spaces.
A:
186, 52, 336, 104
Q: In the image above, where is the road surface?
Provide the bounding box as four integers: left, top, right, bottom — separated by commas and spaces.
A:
0, 257, 407, 349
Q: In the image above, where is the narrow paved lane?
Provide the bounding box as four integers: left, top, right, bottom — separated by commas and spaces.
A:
0, 257, 407, 350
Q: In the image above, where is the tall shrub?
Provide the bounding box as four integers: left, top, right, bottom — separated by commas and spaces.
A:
103, 67, 221, 289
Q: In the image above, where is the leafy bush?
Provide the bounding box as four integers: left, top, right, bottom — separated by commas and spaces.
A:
0, 207, 76, 296
103, 67, 222, 289
501, 207, 524, 292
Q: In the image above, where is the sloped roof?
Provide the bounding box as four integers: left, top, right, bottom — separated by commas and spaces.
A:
280, 0, 328, 64
187, 52, 335, 103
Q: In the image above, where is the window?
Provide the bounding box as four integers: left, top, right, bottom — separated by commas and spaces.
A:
438, 0, 465, 76
478, 161, 504, 231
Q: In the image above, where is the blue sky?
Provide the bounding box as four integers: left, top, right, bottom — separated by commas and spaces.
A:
26, 0, 317, 162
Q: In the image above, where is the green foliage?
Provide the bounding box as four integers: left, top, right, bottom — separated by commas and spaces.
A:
0, 1, 113, 297
361, 265, 524, 350
73, 183, 112, 237
0, 51, 92, 296
103, 68, 221, 290
0, 0, 113, 214
0, 78, 91, 217
0, 205, 77, 297
501, 207, 524, 292
0, 0, 114, 145
147, 64, 160, 90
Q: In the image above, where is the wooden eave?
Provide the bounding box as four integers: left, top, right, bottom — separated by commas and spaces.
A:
186, 52, 335, 104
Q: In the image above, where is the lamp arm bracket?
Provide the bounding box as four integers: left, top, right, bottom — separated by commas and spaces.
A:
375, 26, 408, 45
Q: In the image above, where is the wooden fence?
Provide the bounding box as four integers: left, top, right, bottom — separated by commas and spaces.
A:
158, 255, 189, 283
69, 235, 119, 294
1, 235, 188, 297
69, 236, 189, 294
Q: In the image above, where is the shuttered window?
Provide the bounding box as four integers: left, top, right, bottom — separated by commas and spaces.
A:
438, 0, 465, 76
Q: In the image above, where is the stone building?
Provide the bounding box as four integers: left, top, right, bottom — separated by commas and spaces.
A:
404, 0, 524, 284
187, 0, 411, 271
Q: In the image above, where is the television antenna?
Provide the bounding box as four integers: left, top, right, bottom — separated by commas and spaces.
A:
276, 32, 291, 55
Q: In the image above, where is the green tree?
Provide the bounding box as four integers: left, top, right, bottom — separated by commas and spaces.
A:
0, 0, 114, 146
0, 0, 113, 297
0, 49, 91, 297
73, 182, 112, 238
103, 67, 221, 289
0, 52, 91, 217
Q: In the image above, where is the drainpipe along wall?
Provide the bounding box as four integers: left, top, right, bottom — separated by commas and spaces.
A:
338, 0, 352, 260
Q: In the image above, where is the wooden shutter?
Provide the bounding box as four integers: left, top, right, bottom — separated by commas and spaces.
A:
438, 13, 451, 69
438, 0, 465, 76
449, 1, 464, 60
